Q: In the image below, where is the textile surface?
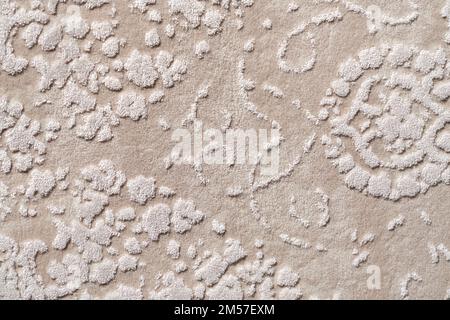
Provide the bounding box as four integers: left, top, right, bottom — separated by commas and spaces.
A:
0, 0, 449, 300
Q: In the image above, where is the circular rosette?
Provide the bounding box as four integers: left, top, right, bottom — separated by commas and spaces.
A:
320, 44, 450, 200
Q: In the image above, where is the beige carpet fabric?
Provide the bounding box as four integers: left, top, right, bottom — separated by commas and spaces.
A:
0, 0, 449, 300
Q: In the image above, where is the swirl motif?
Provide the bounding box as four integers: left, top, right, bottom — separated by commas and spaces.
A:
320, 44, 450, 200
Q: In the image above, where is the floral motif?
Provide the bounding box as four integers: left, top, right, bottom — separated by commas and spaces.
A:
321, 44, 450, 200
